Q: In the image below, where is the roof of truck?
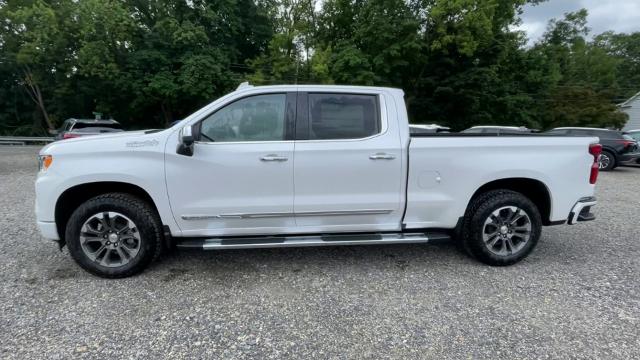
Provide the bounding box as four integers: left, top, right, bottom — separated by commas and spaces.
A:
553, 127, 611, 131
469, 126, 528, 130
235, 82, 404, 93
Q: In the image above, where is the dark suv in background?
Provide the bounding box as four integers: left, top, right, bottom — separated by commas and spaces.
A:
547, 127, 640, 171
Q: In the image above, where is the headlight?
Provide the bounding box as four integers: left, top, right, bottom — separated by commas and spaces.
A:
38, 155, 53, 171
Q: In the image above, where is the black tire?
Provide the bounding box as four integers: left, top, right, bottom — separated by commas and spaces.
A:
66, 193, 163, 278
599, 150, 616, 171
461, 190, 542, 266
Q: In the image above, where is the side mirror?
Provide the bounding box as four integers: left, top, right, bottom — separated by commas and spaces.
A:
177, 125, 195, 156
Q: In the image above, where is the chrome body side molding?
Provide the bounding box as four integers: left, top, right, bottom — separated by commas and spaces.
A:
181, 209, 393, 221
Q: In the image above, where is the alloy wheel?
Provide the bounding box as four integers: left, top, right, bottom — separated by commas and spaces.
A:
79, 211, 141, 267
599, 154, 611, 170
482, 206, 532, 256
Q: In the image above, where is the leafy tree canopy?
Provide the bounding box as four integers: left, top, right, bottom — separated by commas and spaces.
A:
0, 0, 635, 134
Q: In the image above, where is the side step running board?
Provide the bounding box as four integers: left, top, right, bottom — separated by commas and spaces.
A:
176, 232, 451, 250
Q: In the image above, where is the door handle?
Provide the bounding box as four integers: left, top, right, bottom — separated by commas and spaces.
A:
260, 154, 288, 162
369, 153, 395, 160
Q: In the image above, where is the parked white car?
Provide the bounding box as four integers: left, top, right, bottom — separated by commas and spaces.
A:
36, 84, 601, 278
409, 124, 450, 134
462, 125, 539, 134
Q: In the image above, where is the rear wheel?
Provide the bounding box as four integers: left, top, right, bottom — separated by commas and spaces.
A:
461, 190, 542, 266
599, 150, 615, 171
66, 193, 163, 278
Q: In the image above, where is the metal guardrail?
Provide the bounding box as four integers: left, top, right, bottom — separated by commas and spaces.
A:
0, 136, 55, 145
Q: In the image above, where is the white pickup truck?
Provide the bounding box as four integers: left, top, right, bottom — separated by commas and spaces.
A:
36, 84, 601, 278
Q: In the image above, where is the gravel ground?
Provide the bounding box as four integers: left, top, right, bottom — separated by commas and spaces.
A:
0, 145, 639, 359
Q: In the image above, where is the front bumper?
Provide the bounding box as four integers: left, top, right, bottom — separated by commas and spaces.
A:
37, 221, 60, 240
568, 197, 597, 225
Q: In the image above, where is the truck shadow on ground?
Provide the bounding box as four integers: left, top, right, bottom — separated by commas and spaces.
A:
150, 240, 462, 279
37, 229, 596, 282
148, 237, 581, 284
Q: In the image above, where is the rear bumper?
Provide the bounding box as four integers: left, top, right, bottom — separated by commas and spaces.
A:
37, 221, 60, 240
567, 197, 597, 225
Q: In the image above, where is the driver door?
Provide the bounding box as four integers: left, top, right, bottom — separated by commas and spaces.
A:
165, 92, 297, 237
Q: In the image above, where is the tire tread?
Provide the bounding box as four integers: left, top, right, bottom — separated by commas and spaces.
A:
65, 193, 163, 278
461, 189, 541, 266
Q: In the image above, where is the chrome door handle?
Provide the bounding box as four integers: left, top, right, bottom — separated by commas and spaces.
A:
369, 153, 395, 160
260, 154, 288, 162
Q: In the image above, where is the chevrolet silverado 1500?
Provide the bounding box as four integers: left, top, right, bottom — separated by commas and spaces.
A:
36, 84, 600, 278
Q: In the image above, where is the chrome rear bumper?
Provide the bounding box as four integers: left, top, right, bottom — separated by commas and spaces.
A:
568, 197, 597, 225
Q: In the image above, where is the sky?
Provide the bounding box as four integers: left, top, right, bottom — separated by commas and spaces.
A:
517, 0, 640, 45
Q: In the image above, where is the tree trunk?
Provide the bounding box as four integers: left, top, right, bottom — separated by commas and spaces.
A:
21, 67, 55, 131
160, 102, 173, 128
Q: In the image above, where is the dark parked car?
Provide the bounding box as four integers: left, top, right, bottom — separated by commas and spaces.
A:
52, 118, 123, 140
626, 130, 640, 142
623, 130, 640, 164
547, 127, 640, 171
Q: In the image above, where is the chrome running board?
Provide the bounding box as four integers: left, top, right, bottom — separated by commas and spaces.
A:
176, 232, 450, 250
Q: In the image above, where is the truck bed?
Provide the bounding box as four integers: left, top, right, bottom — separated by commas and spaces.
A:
403, 135, 597, 229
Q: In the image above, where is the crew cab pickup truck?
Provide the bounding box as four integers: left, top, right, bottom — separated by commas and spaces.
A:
36, 84, 600, 278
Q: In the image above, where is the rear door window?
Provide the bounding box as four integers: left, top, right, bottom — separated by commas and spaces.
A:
306, 94, 380, 140
462, 128, 484, 133
568, 129, 593, 136
73, 122, 122, 130
547, 129, 568, 135
597, 130, 622, 139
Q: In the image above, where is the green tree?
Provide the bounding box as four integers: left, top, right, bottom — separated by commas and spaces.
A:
533, 10, 627, 129
0, 0, 78, 131
593, 31, 640, 101
408, 0, 543, 130
0, 0, 636, 135
249, 0, 317, 84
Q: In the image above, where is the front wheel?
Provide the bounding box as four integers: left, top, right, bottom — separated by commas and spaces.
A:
65, 193, 163, 278
461, 190, 542, 266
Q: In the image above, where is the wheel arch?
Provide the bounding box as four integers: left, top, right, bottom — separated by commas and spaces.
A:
468, 177, 553, 226
600, 147, 618, 165
55, 182, 162, 245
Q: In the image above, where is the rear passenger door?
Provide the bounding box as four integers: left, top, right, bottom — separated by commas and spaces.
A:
293, 91, 404, 232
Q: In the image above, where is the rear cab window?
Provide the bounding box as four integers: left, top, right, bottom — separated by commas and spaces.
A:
301, 93, 380, 140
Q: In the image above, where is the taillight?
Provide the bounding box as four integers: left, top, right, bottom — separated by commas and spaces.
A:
63, 133, 80, 139
616, 139, 635, 148
589, 143, 602, 184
